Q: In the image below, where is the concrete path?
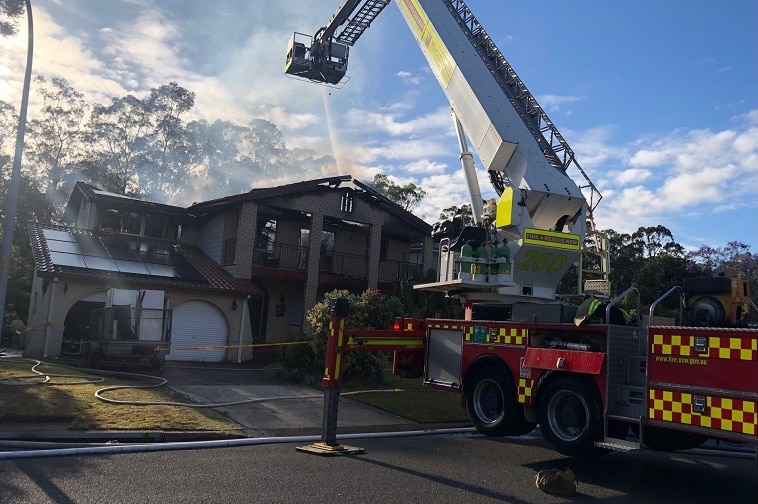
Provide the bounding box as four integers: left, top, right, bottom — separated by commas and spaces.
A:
162, 363, 414, 437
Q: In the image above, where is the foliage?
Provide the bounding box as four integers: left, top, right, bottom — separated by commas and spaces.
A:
400, 268, 462, 319
0, 172, 45, 318
27, 76, 88, 219
0, 0, 25, 37
366, 174, 426, 211
686, 241, 757, 306
437, 204, 474, 227
282, 289, 403, 385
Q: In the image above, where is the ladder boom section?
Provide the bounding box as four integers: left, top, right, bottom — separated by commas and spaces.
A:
335, 0, 392, 46
444, 0, 601, 213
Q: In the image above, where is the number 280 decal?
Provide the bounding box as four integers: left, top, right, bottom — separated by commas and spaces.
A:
515, 251, 567, 273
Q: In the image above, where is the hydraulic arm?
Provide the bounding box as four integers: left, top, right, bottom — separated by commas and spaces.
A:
285, 0, 604, 301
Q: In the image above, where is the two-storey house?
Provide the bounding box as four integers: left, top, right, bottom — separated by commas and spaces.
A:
24, 175, 433, 363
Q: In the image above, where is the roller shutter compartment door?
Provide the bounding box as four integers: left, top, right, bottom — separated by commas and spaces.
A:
168, 301, 228, 362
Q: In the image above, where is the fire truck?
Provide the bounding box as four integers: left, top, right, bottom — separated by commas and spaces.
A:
285, 0, 758, 458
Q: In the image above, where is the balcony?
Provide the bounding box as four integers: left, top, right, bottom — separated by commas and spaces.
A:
253, 243, 307, 272
378, 259, 423, 284
251, 242, 423, 290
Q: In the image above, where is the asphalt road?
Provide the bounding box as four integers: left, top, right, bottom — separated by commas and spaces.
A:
1, 432, 755, 504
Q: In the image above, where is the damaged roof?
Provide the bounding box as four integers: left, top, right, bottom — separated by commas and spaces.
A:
187, 175, 432, 232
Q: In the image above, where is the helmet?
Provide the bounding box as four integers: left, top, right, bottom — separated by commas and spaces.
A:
7, 303, 14, 309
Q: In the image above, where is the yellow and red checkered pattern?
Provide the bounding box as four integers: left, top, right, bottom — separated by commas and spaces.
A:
464, 326, 527, 345
649, 388, 756, 436
651, 333, 757, 361
517, 378, 534, 405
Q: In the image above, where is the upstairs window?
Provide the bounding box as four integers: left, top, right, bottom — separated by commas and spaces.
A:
340, 192, 354, 213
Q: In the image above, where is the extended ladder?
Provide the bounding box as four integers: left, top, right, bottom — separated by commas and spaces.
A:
444, 0, 602, 214
335, 0, 392, 46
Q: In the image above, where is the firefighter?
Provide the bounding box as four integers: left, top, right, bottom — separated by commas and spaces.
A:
574, 295, 635, 326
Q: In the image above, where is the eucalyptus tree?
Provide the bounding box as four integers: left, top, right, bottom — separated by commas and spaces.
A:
185, 118, 247, 197
26, 76, 87, 219
0, 100, 17, 162
144, 81, 195, 198
85, 94, 152, 196
0, 0, 25, 36
368, 173, 426, 211
240, 118, 286, 179
436, 203, 474, 227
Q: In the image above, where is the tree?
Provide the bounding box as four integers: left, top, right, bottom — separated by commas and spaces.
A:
687, 241, 757, 306
368, 174, 426, 211
0, 173, 46, 319
0, 0, 25, 37
635, 254, 688, 305
26, 76, 87, 219
606, 229, 644, 296
631, 225, 684, 258
0, 100, 17, 151
240, 118, 286, 180
437, 204, 474, 227
144, 82, 195, 198
85, 95, 152, 196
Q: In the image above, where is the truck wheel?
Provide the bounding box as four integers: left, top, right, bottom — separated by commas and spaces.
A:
465, 366, 535, 437
537, 377, 603, 456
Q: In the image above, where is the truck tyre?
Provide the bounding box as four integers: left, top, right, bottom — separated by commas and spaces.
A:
537, 376, 603, 456
465, 366, 535, 437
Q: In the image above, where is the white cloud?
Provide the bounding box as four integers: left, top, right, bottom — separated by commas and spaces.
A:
538, 94, 583, 113
345, 105, 452, 137
589, 115, 758, 234
615, 168, 651, 186
396, 70, 421, 86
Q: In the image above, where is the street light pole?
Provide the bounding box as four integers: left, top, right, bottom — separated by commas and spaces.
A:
0, 0, 33, 318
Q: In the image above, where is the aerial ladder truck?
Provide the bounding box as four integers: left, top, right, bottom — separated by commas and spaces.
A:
285, 0, 758, 460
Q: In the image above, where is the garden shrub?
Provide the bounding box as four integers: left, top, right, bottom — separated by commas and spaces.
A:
282, 289, 403, 385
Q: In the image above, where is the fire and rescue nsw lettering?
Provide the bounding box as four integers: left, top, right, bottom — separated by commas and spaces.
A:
654, 355, 708, 366
523, 228, 580, 251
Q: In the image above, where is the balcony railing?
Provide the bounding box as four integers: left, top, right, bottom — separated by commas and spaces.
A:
253, 243, 423, 285
320, 251, 368, 278
378, 259, 423, 283
253, 243, 307, 271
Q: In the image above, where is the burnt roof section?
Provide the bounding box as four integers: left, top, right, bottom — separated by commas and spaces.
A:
62, 181, 187, 225
28, 222, 263, 297
187, 175, 431, 233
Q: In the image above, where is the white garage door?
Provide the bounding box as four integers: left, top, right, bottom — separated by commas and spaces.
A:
167, 301, 228, 362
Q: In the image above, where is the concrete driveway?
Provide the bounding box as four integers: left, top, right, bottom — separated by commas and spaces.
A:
161, 362, 417, 437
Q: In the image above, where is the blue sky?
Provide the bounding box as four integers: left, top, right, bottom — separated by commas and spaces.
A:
1, 0, 755, 250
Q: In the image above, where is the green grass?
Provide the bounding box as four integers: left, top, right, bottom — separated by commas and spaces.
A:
0, 358, 471, 431
0, 361, 242, 432
342, 370, 471, 424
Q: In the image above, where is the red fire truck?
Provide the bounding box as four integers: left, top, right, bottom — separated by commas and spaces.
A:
323, 276, 756, 458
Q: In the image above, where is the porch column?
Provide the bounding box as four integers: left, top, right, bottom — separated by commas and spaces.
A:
304, 212, 324, 324
367, 223, 382, 289
235, 202, 258, 280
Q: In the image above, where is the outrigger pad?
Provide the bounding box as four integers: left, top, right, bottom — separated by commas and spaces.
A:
296, 443, 364, 457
